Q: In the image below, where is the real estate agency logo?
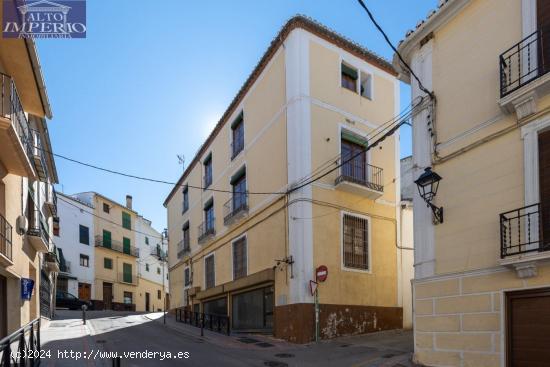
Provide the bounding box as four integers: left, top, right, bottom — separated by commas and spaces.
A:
3, 0, 86, 39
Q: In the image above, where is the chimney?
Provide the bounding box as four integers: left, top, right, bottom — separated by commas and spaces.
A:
126, 195, 133, 210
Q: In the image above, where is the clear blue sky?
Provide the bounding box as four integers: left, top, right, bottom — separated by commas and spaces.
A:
37, 0, 437, 231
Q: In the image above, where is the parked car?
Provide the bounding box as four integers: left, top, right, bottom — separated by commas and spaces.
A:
56, 290, 92, 310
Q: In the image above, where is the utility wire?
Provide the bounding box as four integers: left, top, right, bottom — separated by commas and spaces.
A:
355, 0, 434, 99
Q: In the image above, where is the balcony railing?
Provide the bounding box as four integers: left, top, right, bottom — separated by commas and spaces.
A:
45, 185, 57, 216
500, 203, 546, 258
117, 272, 138, 285
198, 218, 215, 243
177, 238, 190, 259
150, 245, 167, 260
0, 213, 13, 261
335, 159, 384, 192
223, 194, 249, 225
231, 135, 244, 160
0, 318, 41, 366
176, 309, 230, 335
95, 235, 140, 257
500, 29, 550, 98
27, 210, 50, 246
0, 72, 34, 167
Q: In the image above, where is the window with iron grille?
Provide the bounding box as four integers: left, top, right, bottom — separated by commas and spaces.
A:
182, 185, 189, 213
103, 203, 110, 213
79, 225, 89, 245
184, 267, 191, 286
342, 214, 369, 270
205, 255, 215, 289
232, 237, 247, 280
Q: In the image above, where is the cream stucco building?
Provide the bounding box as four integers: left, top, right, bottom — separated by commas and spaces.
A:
0, 34, 59, 337
165, 16, 410, 343
396, 0, 550, 365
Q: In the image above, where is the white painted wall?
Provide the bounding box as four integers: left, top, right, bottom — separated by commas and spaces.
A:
54, 193, 95, 297
135, 216, 168, 292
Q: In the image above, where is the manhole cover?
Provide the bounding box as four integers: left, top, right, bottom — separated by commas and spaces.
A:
264, 362, 288, 367
256, 342, 274, 348
238, 337, 259, 344
95, 340, 107, 344
274, 353, 294, 358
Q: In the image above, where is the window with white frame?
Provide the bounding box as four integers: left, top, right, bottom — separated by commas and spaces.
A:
360, 71, 373, 99
341, 62, 358, 92
342, 213, 369, 270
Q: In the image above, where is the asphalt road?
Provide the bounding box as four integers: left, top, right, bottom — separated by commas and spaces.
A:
40, 310, 414, 367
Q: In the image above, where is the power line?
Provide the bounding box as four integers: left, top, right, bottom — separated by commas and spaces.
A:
355, 0, 434, 99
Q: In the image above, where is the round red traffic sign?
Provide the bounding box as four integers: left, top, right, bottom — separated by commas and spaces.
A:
316, 265, 328, 282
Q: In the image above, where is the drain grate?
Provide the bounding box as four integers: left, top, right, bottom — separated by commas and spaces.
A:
95, 340, 107, 344
274, 353, 294, 358
256, 342, 274, 348
237, 337, 259, 344
264, 362, 288, 367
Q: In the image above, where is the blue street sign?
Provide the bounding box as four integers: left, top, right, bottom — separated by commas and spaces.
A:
21, 278, 35, 300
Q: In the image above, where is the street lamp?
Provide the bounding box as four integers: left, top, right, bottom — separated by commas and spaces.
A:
414, 167, 444, 224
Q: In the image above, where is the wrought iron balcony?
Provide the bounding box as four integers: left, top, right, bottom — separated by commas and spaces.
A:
45, 185, 57, 216
0, 213, 13, 263
118, 272, 138, 286
30, 129, 48, 182
177, 238, 190, 259
150, 245, 167, 260
43, 250, 60, 272
95, 235, 139, 257
198, 218, 215, 243
231, 135, 244, 160
335, 159, 383, 198
500, 203, 546, 258
59, 260, 71, 273
223, 194, 249, 225
500, 30, 550, 98
27, 209, 50, 253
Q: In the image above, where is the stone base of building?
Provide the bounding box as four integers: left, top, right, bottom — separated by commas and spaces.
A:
90, 300, 136, 311
274, 303, 403, 343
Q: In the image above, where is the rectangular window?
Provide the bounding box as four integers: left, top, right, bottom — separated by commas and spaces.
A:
231, 113, 244, 159
231, 170, 247, 213
157, 290, 161, 299
123, 263, 132, 283
203, 154, 212, 189
360, 71, 373, 100
79, 225, 89, 245
103, 230, 112, 248
123, 237, 131, 255
205, 201, 214, 231
145, 236, 149, 245
183, 222, 190, 250
122, 212, 131, 230
184, 267, 190, 286
145, 263, 149, 272
104, 257, 113, 269
157, 267, 161, 275
205, 255, 215, 289
341, 135, 367, 183
183, 185, 189, 213
232, 237, 247, 280
123, 291, 132, 304
79, 254, 89, 267
341, 63, 358, 92
343, 214, 369, 270
103, 203, 109, 213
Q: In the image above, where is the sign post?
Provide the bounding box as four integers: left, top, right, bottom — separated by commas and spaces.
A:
313, 265, 328, 343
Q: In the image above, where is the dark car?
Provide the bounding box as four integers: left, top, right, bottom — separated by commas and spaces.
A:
56, 290, 91, 310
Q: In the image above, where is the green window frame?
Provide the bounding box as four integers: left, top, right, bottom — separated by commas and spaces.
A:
123, 237, 131, 255
123, 263, 132, 283
122, 212, 131, 230
79, 225, 89, 245
103, 230, 112, 248
104, 257, 113, 269
145, 263, 149, 272
145, 236, 149, 245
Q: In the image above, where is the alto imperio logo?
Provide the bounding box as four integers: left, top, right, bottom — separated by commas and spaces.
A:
3, 0, 86, 39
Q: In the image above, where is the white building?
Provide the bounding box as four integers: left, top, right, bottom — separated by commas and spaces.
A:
135, 214, 168, 293
54, 193, 95, 300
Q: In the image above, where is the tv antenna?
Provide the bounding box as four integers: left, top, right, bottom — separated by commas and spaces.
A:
177, 155, 185, 171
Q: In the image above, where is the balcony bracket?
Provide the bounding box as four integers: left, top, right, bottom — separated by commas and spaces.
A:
512, 261, 538, 279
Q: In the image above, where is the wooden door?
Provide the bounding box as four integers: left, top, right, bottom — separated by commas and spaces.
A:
145, 292, 150, 312
78, 283, 91, 301
538, 0, 550, 72
0, 275, 7, 339
539, 130, 550, 248
103, 282, 113, 310
507, 288, 550, 366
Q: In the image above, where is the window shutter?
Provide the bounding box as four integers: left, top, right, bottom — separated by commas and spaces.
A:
341, 63, 358, 80
230, 166, 246, 185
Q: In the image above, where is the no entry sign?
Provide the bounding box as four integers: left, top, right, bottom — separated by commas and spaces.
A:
316, 265, 328, 282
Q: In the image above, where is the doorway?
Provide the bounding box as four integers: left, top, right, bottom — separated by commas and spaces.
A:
78, 283, 91, 301
145, 292, 150, 312
0, 275, 6, 338
103, 282, 113, 310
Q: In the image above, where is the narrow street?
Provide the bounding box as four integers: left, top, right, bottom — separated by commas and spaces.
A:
40, 311, 414, 366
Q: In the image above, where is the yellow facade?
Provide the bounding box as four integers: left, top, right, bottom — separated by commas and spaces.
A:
165, 16, 404, 343
397, 0, 550, 365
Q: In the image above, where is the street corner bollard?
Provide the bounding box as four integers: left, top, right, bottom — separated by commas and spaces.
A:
112, 356, 121, 367
81, 304, 88, 325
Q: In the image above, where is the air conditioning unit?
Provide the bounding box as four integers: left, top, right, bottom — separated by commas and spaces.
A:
16, 215, 28, 235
